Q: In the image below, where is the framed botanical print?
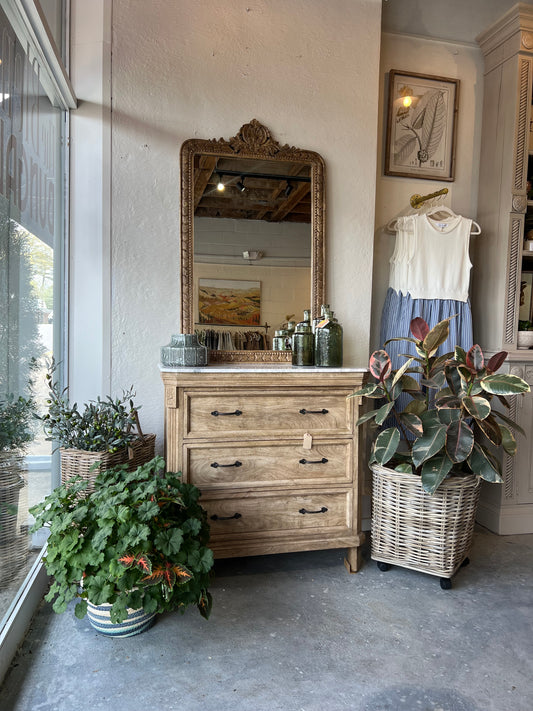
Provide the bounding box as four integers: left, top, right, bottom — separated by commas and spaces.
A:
385, 70, 459, 181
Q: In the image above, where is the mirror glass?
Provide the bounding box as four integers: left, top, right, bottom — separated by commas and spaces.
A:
180, 120, 325, 362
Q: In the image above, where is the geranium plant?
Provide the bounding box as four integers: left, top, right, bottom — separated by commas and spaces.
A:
30, 456, 214, 623
352, 317, 530, 494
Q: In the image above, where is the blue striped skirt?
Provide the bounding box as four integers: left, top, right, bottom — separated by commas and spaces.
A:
379, 288, 473, 367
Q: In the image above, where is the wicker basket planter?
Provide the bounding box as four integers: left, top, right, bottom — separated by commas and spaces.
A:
371, 463, 481, 585
0, 452, 28, 587
60, 434, 156, 492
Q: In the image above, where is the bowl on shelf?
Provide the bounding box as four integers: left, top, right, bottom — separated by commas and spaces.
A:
517, 330, 533, 349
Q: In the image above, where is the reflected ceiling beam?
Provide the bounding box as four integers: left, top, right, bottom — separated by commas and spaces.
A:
269, 182, 311, 222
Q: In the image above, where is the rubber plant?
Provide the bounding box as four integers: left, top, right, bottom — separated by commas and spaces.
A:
352, 317, 530, 494
30, 456, 213, 623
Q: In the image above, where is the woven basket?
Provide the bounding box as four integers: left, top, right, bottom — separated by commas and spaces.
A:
371, 463, 481, 579
60, 433, 156, 493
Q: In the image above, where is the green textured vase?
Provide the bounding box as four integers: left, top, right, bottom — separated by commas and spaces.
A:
314, 310, 343, 367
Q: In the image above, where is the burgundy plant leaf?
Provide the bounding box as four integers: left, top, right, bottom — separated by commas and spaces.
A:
466, 344, 484, 372
369, 350, 392, 382
410, 317, 430, 342
486, 351, 508, 374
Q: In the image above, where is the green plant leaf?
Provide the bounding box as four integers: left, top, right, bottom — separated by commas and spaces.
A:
469, 444, 502, 483
491, 409, 526, 437
74, 600, 88, 619
481, 374, 530, 396
372, 427, 400, 465
499, 423, 517, 456
393, 462, 413, 473
398, 412, 423, 437
154, 528, 184, 556
421, 455, 453, 494
422, 318, 450, 356
374, 401, 395, 426
476, 414, 503, 446
348, 383, 383, 399
411, 424, 446, 468
399, 374, 421, 392
463, 395, 491, 421
437, 406, 461, 424
404, 398, 426, 416
355, 409, 381, 427
445, 420, 474, 463
391, 358, 414, 387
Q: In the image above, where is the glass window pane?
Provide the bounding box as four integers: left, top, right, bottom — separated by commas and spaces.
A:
0, 2, 64, 625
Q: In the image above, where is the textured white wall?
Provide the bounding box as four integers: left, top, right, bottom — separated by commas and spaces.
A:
371, 33, 485, 351
107, 0, 382, 445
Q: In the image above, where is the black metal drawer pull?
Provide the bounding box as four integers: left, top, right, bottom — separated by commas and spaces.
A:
299, 408, 328, 415
211, 409, 242, 417
210, 512, 242, 521
210, 461, 242, 468
299, 506, 328, 515
299, 457, 328, 465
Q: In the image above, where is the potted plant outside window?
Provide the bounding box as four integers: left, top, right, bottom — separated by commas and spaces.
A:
29, 456, 214, 636
0, 367, 38, 586
352, 317, 530, 588
40, 361, 156, 491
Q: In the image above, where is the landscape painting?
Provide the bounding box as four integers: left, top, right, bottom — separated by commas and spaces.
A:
198, 279, 261, 326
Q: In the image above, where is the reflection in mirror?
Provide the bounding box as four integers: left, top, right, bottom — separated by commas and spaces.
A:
180, 120, 325, 362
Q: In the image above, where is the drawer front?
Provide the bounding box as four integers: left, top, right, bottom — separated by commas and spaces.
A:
186, 440, 352, 489
184, 389, 353, 439
202, 489, 352, 536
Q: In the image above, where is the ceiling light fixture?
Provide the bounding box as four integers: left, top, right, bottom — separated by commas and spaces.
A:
236, 176, 246, 192
242, 250, 263, 262
285, 181, 293, 197
216, 173, 225, 191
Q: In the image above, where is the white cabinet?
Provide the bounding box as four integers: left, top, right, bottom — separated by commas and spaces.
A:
474, 5, 533, 533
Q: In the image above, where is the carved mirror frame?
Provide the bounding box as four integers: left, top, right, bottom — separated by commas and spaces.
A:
180, 119, 325, 363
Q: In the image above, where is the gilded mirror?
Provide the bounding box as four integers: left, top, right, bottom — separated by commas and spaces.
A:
180, 119, 325, 362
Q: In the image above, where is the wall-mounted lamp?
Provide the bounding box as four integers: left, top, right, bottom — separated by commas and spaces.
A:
242, 250, 263, 262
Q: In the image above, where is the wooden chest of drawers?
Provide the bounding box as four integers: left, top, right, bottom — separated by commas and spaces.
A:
161, 367, 366, 571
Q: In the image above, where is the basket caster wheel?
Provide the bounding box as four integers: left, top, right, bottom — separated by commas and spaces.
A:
440, 577, 452, 590
460, 557, 470, 568
377, 562, 391, 572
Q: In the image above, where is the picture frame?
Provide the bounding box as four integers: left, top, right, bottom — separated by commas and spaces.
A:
385, 70, 459, 181
198, 278, 261, 326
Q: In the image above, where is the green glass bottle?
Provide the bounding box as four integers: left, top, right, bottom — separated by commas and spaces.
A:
314, 309, 343, 367
292, 310, 314, 366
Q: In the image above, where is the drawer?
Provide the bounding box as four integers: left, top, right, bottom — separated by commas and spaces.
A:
202, 488, 352, 536
183, 389, 353, 439
185, 439, 352, 489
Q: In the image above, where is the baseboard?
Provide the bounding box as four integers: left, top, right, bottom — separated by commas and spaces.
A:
476, 500, 533, 535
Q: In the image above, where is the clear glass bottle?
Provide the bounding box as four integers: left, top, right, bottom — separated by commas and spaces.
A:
292, 309, 314, 366
314, 309, 343, 367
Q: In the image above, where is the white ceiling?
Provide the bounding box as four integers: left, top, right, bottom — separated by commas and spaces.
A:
382, 0, 533, 44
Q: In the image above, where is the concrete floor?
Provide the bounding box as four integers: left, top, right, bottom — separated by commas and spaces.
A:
1, 526, 532, 711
